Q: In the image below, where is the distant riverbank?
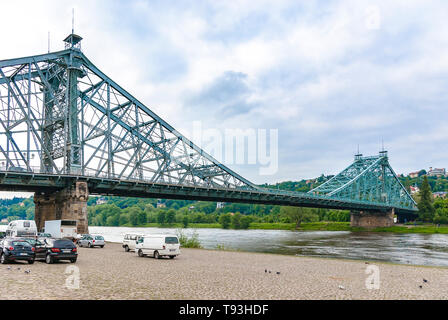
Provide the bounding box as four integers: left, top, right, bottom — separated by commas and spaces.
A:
89, 221, 448, 234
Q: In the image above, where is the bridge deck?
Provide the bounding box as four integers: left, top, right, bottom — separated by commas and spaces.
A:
0, 171, 417, 214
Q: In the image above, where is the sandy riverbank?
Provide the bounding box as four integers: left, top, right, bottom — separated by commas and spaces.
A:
0, 242, 447, 300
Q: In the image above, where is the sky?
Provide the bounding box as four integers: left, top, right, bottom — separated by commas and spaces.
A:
1, 0, 448, 198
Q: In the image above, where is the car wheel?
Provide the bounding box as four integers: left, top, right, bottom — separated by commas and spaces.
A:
169, 255, 175, 259
100, 245, 104, 248
154, 251, 160, 259
0, 253, 7, 264
45, 254, 53, 264
28, 259, 35, 264
124, 245, 129, 252
138, 249, 144, 257
70, 258, 77, 263
88, 242, 92, 248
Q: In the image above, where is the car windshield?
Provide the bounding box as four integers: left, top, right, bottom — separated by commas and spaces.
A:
165, 237, 179, 244
94, 236, 104, 240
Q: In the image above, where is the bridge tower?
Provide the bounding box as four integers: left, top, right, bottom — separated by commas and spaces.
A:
350, 150, 394, 227
35, 33, 89, 234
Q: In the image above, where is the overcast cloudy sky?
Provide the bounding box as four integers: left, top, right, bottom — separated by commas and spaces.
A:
1, 0, 448, 197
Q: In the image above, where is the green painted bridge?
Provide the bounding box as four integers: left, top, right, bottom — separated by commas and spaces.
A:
0, 33, 417, 232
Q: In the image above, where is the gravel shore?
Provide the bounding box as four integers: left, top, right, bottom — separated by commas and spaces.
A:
0, 242, 447, 300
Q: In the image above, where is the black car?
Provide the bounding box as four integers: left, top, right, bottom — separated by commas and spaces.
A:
0, 238, 35, 264
34, 238, 78, 264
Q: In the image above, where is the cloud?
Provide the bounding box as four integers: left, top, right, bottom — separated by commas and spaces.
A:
186, 71, 257, 118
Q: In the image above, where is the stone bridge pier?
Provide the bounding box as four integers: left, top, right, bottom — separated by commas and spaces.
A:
350, 209, 395, 228
34, 182, 89, 234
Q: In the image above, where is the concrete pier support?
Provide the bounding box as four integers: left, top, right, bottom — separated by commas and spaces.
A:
34, 182, 89, 234
350, 209, 395, 228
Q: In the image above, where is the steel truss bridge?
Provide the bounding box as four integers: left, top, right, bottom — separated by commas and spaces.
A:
0, 34, 417, 215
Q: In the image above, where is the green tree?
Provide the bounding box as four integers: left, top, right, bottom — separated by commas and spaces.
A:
218, 213, 231, 229
129, 210, 138, 226
182, 215, 189, 228
106, 214, 120, 226
157, 211, 166, 225
166, 209, 176, 224
280, 206, 317, 229
119, 214, 129, 226
240, 215, 252, 229
137, 210, 147, 225
26, 207, 34, 220
418, 176, 435, 222
231, 212, 242, 229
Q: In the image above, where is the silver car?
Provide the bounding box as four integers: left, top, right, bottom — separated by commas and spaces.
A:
78, 234, 105, 248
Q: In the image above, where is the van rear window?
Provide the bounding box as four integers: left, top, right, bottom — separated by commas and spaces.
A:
53, 240, 75, 247
11, 241, 31, 247
165, 237, 179, 244
61, 220, 77, 226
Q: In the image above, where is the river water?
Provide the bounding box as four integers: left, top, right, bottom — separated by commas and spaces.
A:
89, 226, 448, 267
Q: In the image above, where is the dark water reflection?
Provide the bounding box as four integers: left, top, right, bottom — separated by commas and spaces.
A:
90, 227, 448, 267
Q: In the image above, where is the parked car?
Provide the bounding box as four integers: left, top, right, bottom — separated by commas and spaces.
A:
0, 238, 35, 264
122, 233, 144, 252
135, 234, 180, 259
78, 234, 105, 248
34, 238, 77, 264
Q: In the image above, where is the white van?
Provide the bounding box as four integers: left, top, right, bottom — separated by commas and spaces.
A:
122, 233, 144, 252
6, 220, 37, 237
44, 220, 78, 239
135, 234, 180, 259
